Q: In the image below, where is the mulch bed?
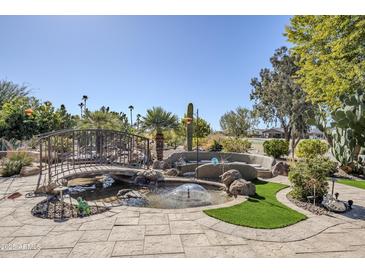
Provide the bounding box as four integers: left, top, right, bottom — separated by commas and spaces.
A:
287, 193, 328, 215
31, 198, 109, 220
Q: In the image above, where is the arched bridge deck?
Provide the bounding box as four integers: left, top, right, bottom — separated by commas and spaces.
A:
36, 129, 151, 191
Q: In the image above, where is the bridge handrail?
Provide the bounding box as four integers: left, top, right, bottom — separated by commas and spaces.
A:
36, 128, 151, 193
37, 128, 150, 141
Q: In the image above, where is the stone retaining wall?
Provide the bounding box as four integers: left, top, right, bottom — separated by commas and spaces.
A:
166, 152, 275, 170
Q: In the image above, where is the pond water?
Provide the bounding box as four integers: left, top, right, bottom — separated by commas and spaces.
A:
68, 179, 232, 209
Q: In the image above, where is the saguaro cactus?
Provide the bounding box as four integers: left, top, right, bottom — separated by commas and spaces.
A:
187, 103, 194, 151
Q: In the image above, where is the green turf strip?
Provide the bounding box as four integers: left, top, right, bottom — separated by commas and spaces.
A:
337, 179, 365, 190
204, 180, 307, 229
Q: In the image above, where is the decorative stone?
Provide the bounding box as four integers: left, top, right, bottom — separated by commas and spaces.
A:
220, 169, 242, 188
229, 179, 256, 197
161, 161, 171, 170
20, 165, 40, 176
152, 160, 171, 170
272, 161, 290, 176
165, 168, 179, 177
131, 150, 144, 163
35, 182, 58, 194
322, 195, 347, 213
137, 169, 164, 182
117, 189, 149, 207
152, 160, 163, 169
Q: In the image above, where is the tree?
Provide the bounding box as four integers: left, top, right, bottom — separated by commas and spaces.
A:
128, 105, 134, 126
78, 102, 84, 117
193, 117, 212, 139
78, 108, 125, 130
286, 15, 365, 109
0, 97, 38, 140
55, 104, 77, 129
82, 95, 88, 110
0, 80, 30, 108
220, 107, 258, 137
250, 47, 312, 157
141, 107, 179, 160
250, 47, 311, 142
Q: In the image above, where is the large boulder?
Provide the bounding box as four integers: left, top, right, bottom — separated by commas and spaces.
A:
229, 179, 256, 197
220, 169, 242, 188
164, 168, 179, 177
322, 195, 347, 213
117, 189, 149, 207
35, 182, 58, 194
272, 161, 290, 176
152, 160, 171, 170
137, 169, 164, 182
152, 160, 162, 169
20, 165, 40, 177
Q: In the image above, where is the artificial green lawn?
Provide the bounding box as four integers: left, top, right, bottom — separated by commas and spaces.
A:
204, 180, 307, 229
337, 179, 365, 190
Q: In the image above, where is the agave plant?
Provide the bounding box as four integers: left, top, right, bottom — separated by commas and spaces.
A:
141, 107, 179, 160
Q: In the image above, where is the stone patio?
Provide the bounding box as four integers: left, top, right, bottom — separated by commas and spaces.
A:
0, 175, 365, 258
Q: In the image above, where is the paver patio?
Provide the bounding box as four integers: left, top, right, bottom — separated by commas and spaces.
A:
0, 175, 364, 257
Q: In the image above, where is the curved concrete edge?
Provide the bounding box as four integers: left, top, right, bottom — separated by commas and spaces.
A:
276, 187, 317, 218
197, 187, 347, 243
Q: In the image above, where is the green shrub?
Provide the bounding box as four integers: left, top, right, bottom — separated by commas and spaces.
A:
263, 139, 289, 158
209, 140, 223, 152
198, 133, 225, 151
222, 138, 251, 153
52, 137, 73, 153
288, 157, 331, 201
2, 160, 24, 176
296, 139, 328, 159
8, 151, 33, 165
1, 151, 33, 177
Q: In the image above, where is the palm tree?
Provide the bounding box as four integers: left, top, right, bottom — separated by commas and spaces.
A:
79, 110, 122, 130
0, 80, 30, 108
141, 107, 179, 160
136, 114, 141, 130
78, 102, 84, 117
128, 105, 134, 126
82, 95, 88, 110
78, 110, 124, 154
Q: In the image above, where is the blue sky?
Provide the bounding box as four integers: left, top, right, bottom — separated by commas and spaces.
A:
0, 16, 291, 130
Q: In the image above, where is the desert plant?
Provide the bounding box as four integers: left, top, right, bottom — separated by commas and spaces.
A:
1, 151, 32, 176
1, 160, 24, 177
296, 139, 328, 159
51, 137, 73, 153
186, 103, 194, 151
78, 109, 124, 130
209, 140, 223, 152
222, 138, 251, 153
263, 139, 289, 158
288, 156, 330, 201
141, 107, 179, 160
330, 90, 365, 173
8, 151, 33, 166
197, 133, 226, 151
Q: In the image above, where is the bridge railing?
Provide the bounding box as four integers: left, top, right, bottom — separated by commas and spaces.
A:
36, 129, 150, 191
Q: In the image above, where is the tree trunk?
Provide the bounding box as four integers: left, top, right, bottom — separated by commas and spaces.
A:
155, 133, 164, 161
291, 134, 301, 159
281, 121, 291, 142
